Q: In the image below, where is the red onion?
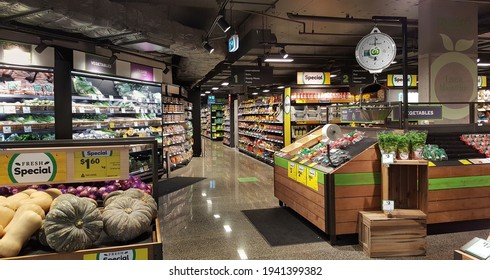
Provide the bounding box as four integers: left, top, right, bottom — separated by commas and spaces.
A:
0, 186, 10, 196
79, 190, 89, 197
88, 194, 97, 200
88, 187, 98, 194
57, 184, 66, 190
67, 186, 76, 194
106, 185, 116, 193
97, 187, 106, 195
11, 188, 19, 194
76, 186, 85, 194
61, 189, 67, 194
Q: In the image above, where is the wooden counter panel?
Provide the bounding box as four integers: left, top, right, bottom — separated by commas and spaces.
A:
429, 165, 490, 178
336, 208, 380, 223
336, 221, 358, 235
336, 185, 381, 198
275, 175, 324, 206
428, 187, 490, 201
427, 207, 490, 224
334, 160, 381, 174
275, 188, 324, 218
351, 147, 380, 161
275, 189, 326, 232
274, 166, 325, 196
429, 197, 490, 213
335, 196, 381, 211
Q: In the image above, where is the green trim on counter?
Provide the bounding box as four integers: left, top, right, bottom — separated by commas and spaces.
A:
429, 175, 490, 190
274, 156, 288, 169
334, 172, 381, 186
318, 172, 324, 185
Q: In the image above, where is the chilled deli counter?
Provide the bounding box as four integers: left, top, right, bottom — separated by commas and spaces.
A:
274, 127, 490, 243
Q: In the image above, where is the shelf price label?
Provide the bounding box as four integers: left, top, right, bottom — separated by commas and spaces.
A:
24, 126, 32, 133
22, 107, 31, 114
296, 165, 308, 185
109, 122, 115, 128
78, 107, 85, 113
109, 108, 115, 114
144, 121, 149, 126
133, 121, 139, 127
2, 126, 11, 134
288, 161, 297, 180
135, 107, 140, 113
121, 108, 126, 113
95, 108, 101, 114
96, 123, 102, 129
74, 150, 121, 180
109, 95, 114, 101
91, 95, 98, 100
72, 107, 77, 113
306, 168, 319, 191
123, 96, 128, 101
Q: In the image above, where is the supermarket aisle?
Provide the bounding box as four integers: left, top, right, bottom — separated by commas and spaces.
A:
158, 138, 489, 260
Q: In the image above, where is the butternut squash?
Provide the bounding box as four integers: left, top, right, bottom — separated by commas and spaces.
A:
20, 191, 53, 213
0, 206, 15, 228
0, 196, 12, 209
0, 210, 42, 257
0, 225, 4, 238
5, 192, 29, 210
21, 189, 37, 195
16, 204, 45, 219
43, 189, 62, 200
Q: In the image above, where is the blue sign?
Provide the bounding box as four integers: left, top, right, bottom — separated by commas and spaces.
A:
228, 34, 239, 53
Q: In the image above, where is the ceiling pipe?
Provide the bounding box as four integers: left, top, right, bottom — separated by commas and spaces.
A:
298, 31, 404, 40
0, 8, 52, 23
287, 13, 418, 28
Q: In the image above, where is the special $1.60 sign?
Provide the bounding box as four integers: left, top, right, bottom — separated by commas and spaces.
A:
74, 150, 121, 180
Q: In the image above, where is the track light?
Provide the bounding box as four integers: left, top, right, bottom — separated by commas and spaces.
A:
35, 42, 48, 54
108, 54, 117, 64
163, 65, 170, 74
203, 41, 214, 54
216, 15, 231, 33
279, 48, 288, 59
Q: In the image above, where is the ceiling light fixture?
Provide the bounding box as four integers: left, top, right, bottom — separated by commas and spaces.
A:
252, 92, 258, 95
330, 74, 337, 78
212, 87, 219, 90
34, 41, 48, 54
264, 57, 294, 63
203, 41, 215, 54
262, 89, 270, 93
205, 90, 211, 94
108, 53, 118, 64
277, 85, 285, 89
216, 15, 231, 33
478, 63, 490, 67
279, 48, 288, 59
201, 93, 205, 96
163, 65, 170, 74
221, 81, 229, 86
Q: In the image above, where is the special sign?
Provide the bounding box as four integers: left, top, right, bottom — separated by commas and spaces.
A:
0, 152, 67, 184
74, 150, 121, 180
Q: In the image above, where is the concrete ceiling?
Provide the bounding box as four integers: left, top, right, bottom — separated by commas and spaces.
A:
0, 0, 490, 92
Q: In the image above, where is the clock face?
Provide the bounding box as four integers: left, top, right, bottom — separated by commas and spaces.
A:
355, 31, 396, 73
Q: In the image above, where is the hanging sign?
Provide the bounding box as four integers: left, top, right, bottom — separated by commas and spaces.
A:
387, 74, 418, 87
0, 152, 67, 184
74, 150, 121, 180
230, 66, 273, 85
297, 72, 331, 85
130, 63, 154, 81
392, 105, 443, 120
85, 53, 116, 75
228, 34, 239, 53
478, 76, 487, 88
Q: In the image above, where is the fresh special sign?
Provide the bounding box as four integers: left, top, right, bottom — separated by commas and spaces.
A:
1, 152, 67, 184
297, 72, 331, 85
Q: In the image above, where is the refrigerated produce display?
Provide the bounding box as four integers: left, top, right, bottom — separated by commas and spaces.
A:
0, 66, 55, 142
211, 103, 224, 141
237, 95, 283, 165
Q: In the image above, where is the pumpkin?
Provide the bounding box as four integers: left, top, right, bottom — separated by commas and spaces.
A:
50, 194, 78, 211
44, 195, 103, 252
103, 190, 123, 206
0, 206, 15, 228
0, 210, 43, 257
36, 221, 49, 247
104, 189, 157, 219
102, 197, 153, 242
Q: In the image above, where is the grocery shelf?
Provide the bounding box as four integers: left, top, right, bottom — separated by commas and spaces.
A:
1, 128, 54, 135
72, 95, 161, 104
162, 121, 187, 125
238, 119, 283, 124
161, 131, 186, 136
238, 102, 282, 109
0, 94, 54, 100
238, 148, 274, 166
162, 140, 186, 147
238, 112, 276, 116
238, 132, 284, 144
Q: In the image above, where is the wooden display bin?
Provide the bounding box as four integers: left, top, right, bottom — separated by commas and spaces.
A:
3, 219, 162, 260
358, 210, 427, 258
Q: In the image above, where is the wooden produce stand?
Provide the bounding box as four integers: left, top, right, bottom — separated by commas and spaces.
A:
0, 138, 162, 260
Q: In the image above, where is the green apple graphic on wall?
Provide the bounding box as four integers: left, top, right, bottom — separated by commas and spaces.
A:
430, 34, 477, 120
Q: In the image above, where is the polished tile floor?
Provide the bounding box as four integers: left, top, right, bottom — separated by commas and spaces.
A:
158, 138, 489, 260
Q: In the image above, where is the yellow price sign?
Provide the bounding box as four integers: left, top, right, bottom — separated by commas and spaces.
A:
74, 150, 121, 180
299, 159, 308, 164
296, 165, 307, 185
288, 161, 297, 180
306, 168, 319, 191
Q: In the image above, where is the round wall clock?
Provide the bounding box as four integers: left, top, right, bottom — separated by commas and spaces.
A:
355, 27, 397, 73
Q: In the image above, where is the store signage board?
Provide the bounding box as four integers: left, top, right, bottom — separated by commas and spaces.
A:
230, 66, 273, 85
350, 68, 372, 85
296, 72, 331, 85
228, 34, 239, 53
478, 76, 487, 88
130, 63, 154, 81
288, 161, 297, 180
85, 53, 116, 75
341, 108, 370, 123
387, 74, 418, 87
74, 150, 122, 180
306, 168, 319, 191
382, 200, 395, 212
392, 105, 443, 121
0, 152, 67, 185
460, 237, 490, 260
0, 41, 31, 65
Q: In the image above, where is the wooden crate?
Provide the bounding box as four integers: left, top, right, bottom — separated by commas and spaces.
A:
358, 210, 427, 258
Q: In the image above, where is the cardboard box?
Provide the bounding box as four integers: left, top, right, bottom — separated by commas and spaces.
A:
358, 210, 427, 258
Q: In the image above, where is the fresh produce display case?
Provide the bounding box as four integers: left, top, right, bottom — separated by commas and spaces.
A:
0, 138, 162, 260
275, 125, 490, 244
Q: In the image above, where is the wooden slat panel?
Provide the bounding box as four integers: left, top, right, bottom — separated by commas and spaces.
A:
427, 207, 490, 224
429, 165, 490, 178
418, 165, 429, 214
334, 160, 381, 174
335, 184, 381, 198
428, 187, 490, 201
335, 196, 381, 211
428, 197, 490, 213
275, 173, 324, 206
336, 221, 358, 235
274, 166, 325, 196
336, 208, 379, 223
351, 147, 380, 161
275, 189, 325, 232
275, 188, 324, 218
